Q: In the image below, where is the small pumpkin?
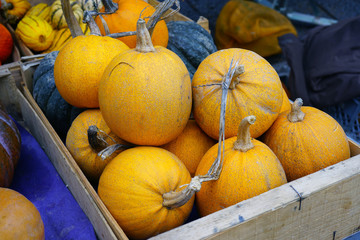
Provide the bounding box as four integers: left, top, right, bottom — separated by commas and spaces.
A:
98, 146, 194, 239
161, 119, 216, 177
32, 51, 85, 141
25, 3, 51, 22
54, 0, 130, 108
99, 18, 192, 146
50, 0, 83, 29
166, 20, 217, 79
66, 109, 130, 182
192, 48, 283, 140
0, 23, 13, 64
262, 98, 351, 181
0, 103, 21, 187
1, 0, 31, 24
195, 115, 287, 216
15, 15, 55, 52
0, 188, 45, 240
94, 0, 168, 48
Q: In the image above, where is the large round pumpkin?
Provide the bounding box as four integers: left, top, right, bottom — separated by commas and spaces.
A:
0, 103, 21, 187
99, 18, 192, 146
161, 119, 216, 177
54, 34, 130, 108
262, 98, 350, 181
66, 109, 130, 182
0, 188, 45, 240
195, 115, 287, 217
98, 146, 193, 239
192, 48, 283, 140
94, 0, 168, 49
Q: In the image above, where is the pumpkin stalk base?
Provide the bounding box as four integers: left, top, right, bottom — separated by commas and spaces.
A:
233, 115, 256, 152
229, 65, 245, 90
288, 98, 305, 123
163, 176, 201, 209
135, 18, 155, 53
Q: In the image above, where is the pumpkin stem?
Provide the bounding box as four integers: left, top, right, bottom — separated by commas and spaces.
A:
101, 0, 118, 13
163, 176, 201, 209
83, 11, 101, 36
88, 125, 133, 160
233, 116, 256, 152
288, 98, 305, 123
60, 0, 84, 37
135, 18, 155, 53
88, 125, 109, 152
228, 65, 245, 90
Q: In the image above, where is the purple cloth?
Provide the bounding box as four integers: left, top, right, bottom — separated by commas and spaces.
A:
10, 119, 97, 240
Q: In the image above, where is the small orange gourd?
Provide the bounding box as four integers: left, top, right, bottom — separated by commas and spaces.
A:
192, 48, 283, 140
162, 119, 216, 177
99, 18, 191, 146
0, 188, 45, 240
54, 0, 130, 108
94, 0, 168, 48
262, 98, 350, 181
195, 115, 287, 217
98, 146, 193, 239
66, 109, 130, 182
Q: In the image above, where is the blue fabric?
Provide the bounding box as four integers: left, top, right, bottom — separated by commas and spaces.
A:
9, 119, 97, 240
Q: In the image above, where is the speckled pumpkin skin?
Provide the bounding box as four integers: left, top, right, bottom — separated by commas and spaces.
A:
192, 48, 283, 140
280, 88, 291, 113
54, 35, 129, 108
99, 46, 192, 146
66, 109, 128, 182
195, 136, 287, 217
98, 146, 193, 240
262, 106, 350, 181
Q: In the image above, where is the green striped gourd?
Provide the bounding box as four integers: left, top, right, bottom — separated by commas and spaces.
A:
25, 3, 51, 22
79, 0, 103, 11
50, 0, 83, 30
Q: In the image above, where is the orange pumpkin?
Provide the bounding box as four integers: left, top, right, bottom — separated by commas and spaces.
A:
99, 18, 191, 146
0, 23, 13, 65
98, 146, 193, 239
66, 109, 131, 182
54, 0, 130, 108
94, 0, 168, 48
195, 115, 287, 217
192, 48, 283, 140
0, 188, 45, 240
162, 119, 216, 177
262, 98, 350, 181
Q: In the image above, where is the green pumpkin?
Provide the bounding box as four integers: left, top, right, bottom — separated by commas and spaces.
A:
166, 21, 217, 79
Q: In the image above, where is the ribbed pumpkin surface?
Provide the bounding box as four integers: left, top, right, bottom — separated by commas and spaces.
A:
98, 146, 193, 240
262, 104, 350, 181
15, 15, 55, 52
192, 48, 283, 140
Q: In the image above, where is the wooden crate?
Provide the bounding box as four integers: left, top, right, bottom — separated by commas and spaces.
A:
1, 59, 360, 240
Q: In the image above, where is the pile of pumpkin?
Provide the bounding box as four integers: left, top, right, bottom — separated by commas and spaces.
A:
26, 0, 351, 239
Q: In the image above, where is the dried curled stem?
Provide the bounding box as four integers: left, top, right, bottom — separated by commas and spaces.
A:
288, 98, 305, 123
162, 59, 240, 209
233, 116, 256, 152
